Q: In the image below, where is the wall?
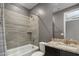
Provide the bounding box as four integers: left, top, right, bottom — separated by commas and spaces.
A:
53, 4, 79, 39
31, 3, 53, 42
31, 3, 78, 42
53, 12, 64, 38
4, 3, 31, 49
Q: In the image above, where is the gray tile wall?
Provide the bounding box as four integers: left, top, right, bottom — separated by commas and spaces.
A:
4, 4, 31, 49
29, 15, 39, 46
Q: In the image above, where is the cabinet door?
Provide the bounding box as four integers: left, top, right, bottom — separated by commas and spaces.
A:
45, 46, 79, 56
44, 46, 60, 56
60, 50, 79, 56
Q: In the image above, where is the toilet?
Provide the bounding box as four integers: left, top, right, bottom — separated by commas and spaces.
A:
31, 42, 46, 56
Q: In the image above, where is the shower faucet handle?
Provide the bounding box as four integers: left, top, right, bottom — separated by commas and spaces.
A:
0, 22, 2, 24
33, 39, 34, 42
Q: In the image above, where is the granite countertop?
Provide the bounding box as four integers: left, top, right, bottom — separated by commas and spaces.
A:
45, 38, 79, 54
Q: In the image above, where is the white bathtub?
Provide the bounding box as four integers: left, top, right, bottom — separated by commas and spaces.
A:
7, 44, 39, 56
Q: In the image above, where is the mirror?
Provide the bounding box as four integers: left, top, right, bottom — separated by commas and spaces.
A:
64, 8, 79, 40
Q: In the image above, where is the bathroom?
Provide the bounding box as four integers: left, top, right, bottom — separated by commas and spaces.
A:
0, 3, 79, 56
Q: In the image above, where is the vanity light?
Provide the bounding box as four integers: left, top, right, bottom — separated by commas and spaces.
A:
11, 5, 20, 11
36, 9, 45, 15
60, 33, 64, 36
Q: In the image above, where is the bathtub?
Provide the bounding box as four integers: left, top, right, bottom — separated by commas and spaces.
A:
7, 44, 39, 56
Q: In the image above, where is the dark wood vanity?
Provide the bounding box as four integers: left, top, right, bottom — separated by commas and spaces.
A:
44, 39, 79, 56
44, 46, 79, 56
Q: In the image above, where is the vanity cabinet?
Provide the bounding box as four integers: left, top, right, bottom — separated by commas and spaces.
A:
44, 46, 60, 56
44, 46, 79, 56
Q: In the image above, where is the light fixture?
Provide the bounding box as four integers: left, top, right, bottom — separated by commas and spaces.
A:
36, 9, 45, 15
60, 33, 64, 36
11, 5, 20, 11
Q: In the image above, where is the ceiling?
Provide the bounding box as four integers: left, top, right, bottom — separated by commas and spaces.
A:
52, 3, 77, 13
20, 3, 38, 9
20, 3, 77, 12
